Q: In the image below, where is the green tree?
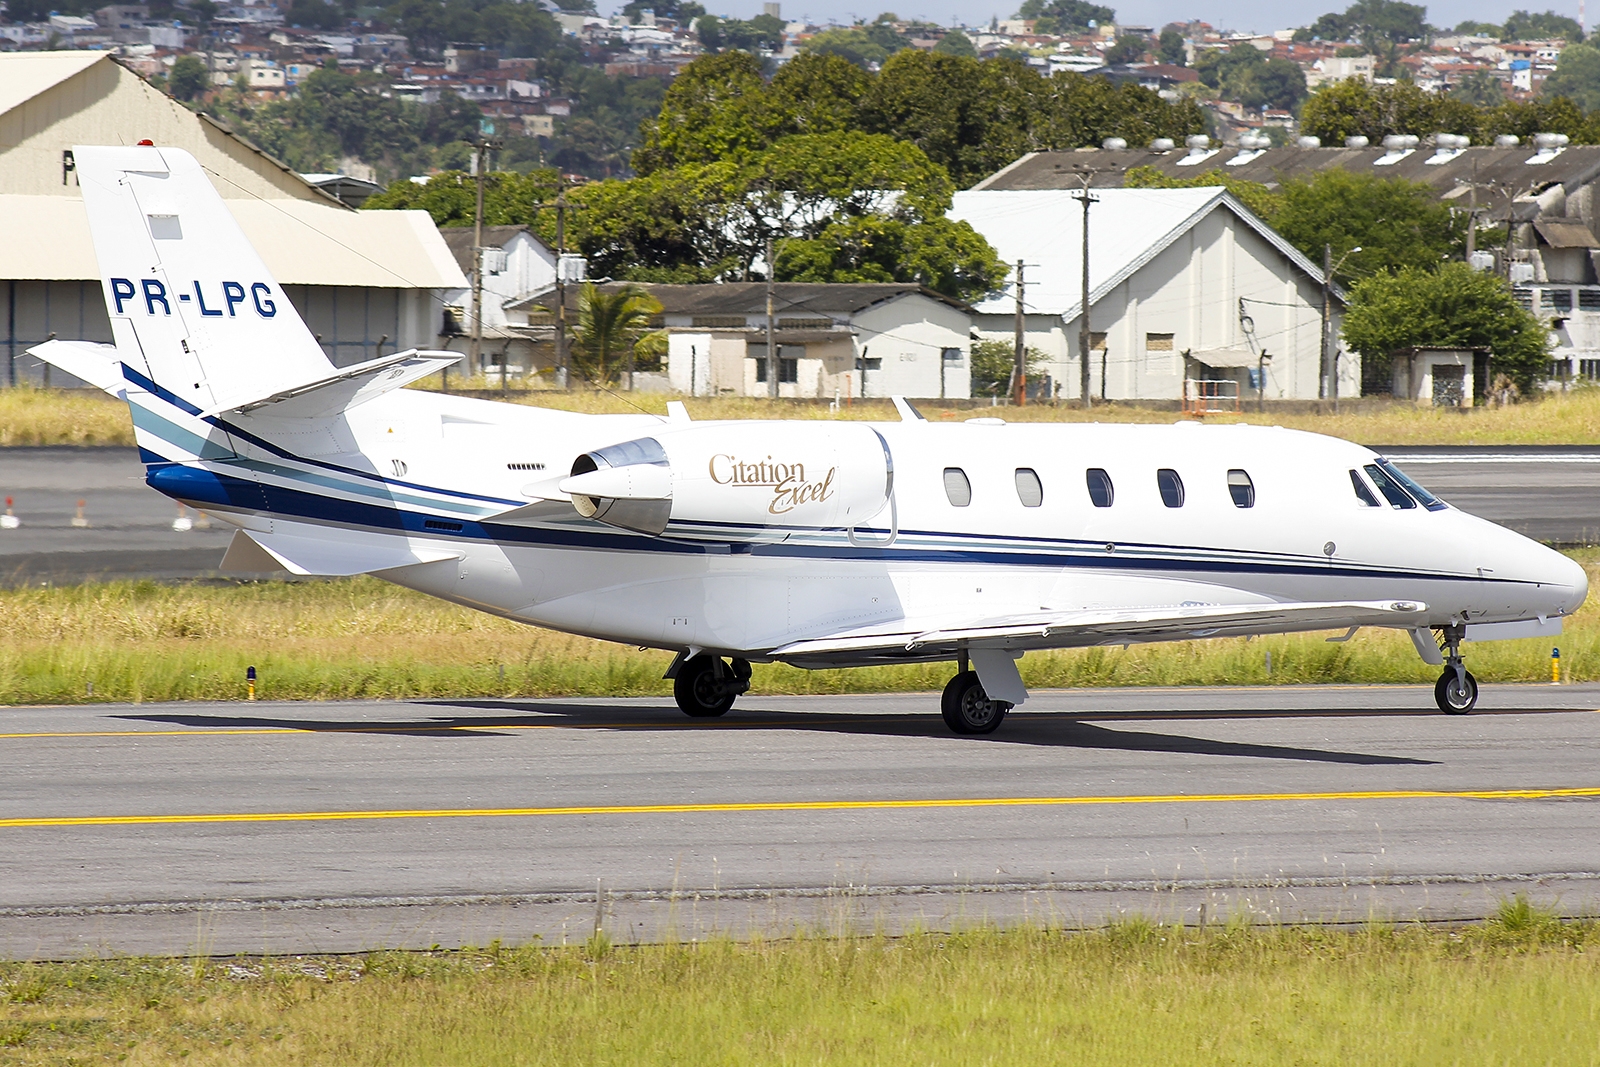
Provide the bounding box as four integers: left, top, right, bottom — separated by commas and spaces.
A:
1454, 19, 1501, 35
768, 52, 870, 134
632, 52, 785, 174
1301, 77, 1475, 141
775, 215, 1007, 298
1503, 9, 1584, 41
1300, 0, 1428, 45
1541, 44, 1600, 111
1484, 95, 1595, 142
570, 282, 666, 385
1104, 35, 1149, 64
1451, 68, 1506, 106
1273, 169, 1465, 280
1157, 26, 1186, 65
1017, 0, 1114, 34
969, 338, 1048, 397
287, 0, 344, 29
169, 55, 210, 102
1341, 263, 1550, 391
801, 27, 893, 67
933, 29, 978, 56
1039, 72, 1205, 156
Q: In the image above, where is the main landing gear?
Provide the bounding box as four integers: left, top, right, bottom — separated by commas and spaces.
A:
941, 670, 1011, 735
672, 655, 751, 718
1434, 623, 1478, 715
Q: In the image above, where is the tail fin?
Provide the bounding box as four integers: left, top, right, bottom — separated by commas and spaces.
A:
74, 144, 333, 413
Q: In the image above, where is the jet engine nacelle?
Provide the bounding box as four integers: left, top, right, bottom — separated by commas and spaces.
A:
560, 422, 892, 541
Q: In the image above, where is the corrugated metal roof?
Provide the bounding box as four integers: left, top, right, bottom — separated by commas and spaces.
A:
0, 51, 107, 119
1534, 218, 1600, 248
975, 146, 1600, 220
948, 187, 1332, 319
0, 194, 466, 288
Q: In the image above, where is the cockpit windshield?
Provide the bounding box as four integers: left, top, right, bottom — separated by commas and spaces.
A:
1376, 458, 1447, 512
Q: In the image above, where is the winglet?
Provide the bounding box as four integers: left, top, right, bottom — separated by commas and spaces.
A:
666, 400, 691, 424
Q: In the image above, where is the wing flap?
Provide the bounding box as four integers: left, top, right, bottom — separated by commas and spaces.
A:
771, 599, 1429, 659
224, 528, 461, 577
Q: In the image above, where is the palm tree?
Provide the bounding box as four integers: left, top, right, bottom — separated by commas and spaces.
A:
571, 283, 665, 388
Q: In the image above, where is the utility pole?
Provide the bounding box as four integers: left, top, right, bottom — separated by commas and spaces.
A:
1319, 243, 1332, 402
1011, 259, 1026, 406
766, 235, 778, 400
1070, 170, 1103, 409
469, 139, 489, 379
530, 185, 585, 390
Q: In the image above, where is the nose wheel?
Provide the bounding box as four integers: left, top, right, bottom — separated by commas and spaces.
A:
1433, 624, 1477, 714
673, 655, 751, 718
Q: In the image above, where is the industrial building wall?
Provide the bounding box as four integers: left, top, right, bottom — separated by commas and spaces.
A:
3, 279, 111, 385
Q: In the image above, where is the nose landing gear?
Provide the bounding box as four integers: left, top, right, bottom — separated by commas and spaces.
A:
1434, 624, 1478, 715
673, 655, 751, 718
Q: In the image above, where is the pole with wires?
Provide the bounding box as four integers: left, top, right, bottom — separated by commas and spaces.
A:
469, 139, 488, 380
1069, 169, 1105, 409
766, 235, 778, 400
1011, 259, 1026, 406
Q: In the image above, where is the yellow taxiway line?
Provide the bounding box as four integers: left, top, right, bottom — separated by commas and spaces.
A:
5, 786, 1600, 830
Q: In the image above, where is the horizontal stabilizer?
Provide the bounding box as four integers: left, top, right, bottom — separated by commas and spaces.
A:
204, 349, 461, 419
221, 528, 460, 577
772, 599, 1429, 660
25, 340, 125, 392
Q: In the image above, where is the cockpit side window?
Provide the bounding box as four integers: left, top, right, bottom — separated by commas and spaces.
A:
1364, 463, 1416, 509
1377, 458, 1447, 511
1350, 469, 1381, 507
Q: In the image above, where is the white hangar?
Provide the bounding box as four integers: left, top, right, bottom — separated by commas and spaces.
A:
949, 187, 1348, 404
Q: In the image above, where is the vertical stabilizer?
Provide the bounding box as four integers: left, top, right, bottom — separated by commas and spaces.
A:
73, 144, 334, 412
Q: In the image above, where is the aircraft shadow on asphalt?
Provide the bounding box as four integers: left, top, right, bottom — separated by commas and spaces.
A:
117, 701, 1436, 766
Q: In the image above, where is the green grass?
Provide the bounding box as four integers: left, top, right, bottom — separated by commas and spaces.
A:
2, 912, 1598, 1065
22, 378, 1600, 446
2, 556, 1597, 705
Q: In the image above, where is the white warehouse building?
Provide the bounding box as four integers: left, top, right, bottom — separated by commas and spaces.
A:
949, 187, 1347, 403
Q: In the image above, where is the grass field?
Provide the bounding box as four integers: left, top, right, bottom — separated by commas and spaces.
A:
16, 379, 1600, 446
1, 909, 1596, 1065
2, 554, 1595, 705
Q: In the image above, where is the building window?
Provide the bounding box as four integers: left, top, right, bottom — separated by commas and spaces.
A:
1085, 468, 1114, 507
753, 345, 801, 383
941, 347, 963, 364
1546, 288, 1574, 312
1580, 359, 1600, 379
1089, 332, 1108, 350
1145, 333, 1175, 351
1157, 468, 1185, 508
1226, 469, 1255, 508
943, 467, 972, 507
1580, 289, 1600, 311
1513, 286, 1534, 310
1014, 468, 1043, 507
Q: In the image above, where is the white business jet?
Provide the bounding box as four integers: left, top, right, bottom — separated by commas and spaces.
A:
30, 145, 1589, 733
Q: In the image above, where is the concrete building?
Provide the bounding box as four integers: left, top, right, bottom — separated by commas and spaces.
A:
978, 142, 1600, 388
437, 224, 558, 377
507, 282, 974, 399
0, 51, 465, 386
949, 187, 1341, 403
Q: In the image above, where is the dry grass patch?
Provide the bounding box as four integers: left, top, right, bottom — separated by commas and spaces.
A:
0, 384, 134, 446
1, 914, 1597, 1065
3, 555, 1596, 705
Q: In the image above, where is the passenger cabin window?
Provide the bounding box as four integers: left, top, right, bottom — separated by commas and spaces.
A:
1350, 469, 1381, 507
1086, 468, 1114, 507
1157, 468, 1185, 508
1014, 468, 1043, 507
1363, 463, 1416, 509
943, 467, 972, 507
1226, 469, 1255, 508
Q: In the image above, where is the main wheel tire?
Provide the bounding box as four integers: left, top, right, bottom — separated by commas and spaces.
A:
674, 657, 737, 718
940, 670, 1010, 735
1435, 668, 1478, 715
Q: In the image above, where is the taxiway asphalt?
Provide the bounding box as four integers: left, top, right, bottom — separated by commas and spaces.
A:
3, 445, 1600, 584
4, 684, 1599, 958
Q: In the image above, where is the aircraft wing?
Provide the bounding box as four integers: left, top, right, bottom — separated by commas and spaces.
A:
202, 349, 461, 419
770, 599, 1429, 663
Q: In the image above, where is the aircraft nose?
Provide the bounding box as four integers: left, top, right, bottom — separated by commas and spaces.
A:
1550, 550, 1590, 616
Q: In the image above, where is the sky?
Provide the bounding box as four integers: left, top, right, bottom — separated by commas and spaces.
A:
605, 0, 1588, 36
